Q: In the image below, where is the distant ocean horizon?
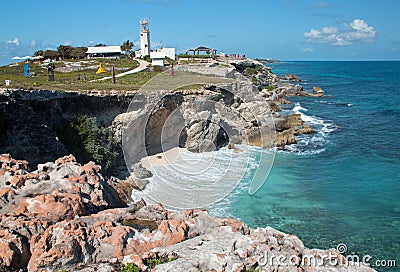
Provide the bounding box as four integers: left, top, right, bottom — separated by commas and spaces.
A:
208, 60, 400, 271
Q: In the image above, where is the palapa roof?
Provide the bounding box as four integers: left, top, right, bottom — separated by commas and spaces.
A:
194, 46, 214, 51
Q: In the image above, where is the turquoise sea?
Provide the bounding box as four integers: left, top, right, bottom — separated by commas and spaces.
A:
209, 61, 400, 271
134, 61, 400, 270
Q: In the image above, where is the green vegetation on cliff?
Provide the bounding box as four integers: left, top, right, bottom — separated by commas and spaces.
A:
56, 116, 118, 173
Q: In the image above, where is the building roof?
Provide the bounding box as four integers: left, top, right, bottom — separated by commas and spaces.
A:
86, 46, 122, 54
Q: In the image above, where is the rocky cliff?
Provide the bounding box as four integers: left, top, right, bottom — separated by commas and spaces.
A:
0, 61, 358, 271
0, 89, 134, 171
0, 61, 313, 179
0, 154, 375, 272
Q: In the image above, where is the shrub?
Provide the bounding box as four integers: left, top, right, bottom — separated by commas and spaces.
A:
119, 263, 140, 272
144, 257, 177, 268
56, 115, 118, 174
178, 54, 211, 58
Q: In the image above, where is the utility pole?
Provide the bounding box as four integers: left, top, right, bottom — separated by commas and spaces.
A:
112, 65, 115, 84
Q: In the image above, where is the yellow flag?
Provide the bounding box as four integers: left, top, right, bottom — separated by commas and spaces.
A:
96, 63, 106, 74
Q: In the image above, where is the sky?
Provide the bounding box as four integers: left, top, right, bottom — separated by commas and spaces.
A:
1, 0, 399, 65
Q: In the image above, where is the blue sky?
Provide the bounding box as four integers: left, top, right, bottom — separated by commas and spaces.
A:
1, 0, 399, 65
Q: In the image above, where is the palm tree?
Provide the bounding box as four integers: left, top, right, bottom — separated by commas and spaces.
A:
121, 40, 134, 53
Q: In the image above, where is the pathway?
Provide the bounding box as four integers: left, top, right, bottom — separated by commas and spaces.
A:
90, 59, 149, 82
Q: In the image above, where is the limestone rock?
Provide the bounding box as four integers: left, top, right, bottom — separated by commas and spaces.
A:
0, 228, 30, 269
0, 154, 377, 272
285, 73, 302, 81
132, 162, 153, 179
275, 114, 315, 147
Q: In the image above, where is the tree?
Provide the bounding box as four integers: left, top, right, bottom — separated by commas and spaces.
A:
43, 50, 60, 60
71, 47, 88, 59
34, 50, 44, 57
57, 45, 73, 60
121, 40, 134, 53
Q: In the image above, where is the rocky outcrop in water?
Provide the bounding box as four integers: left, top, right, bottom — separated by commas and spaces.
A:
284, 73, 302, 82
0, 154, 375, 272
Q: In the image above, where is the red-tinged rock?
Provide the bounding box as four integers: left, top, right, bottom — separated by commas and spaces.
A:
55, 154, 77, 166
9, 173, 39, 188
223, 217, 250, 234
158, 219, 189, 246
0, 187, 15, 200
0, 154, 29, 172
16, 193, 88, 221
80, 161, 101, 175
0, 228, 30, 269
28, 219, 137, 271
0, 168, 6, 177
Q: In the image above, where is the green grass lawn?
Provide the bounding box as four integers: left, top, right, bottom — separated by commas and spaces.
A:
0, 59, 233, 93
0, 58, 149, 92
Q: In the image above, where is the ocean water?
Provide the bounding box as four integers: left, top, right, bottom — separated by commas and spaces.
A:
135, 61, 400, 270
209, 61, 400, 271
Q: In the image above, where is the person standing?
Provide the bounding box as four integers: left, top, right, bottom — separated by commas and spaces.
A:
77, 73, 81, 81
47, 63, 55, 81
83, 73, 87, 81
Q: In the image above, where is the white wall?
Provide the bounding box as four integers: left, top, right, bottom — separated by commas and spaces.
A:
159, 48, 176, 60
152, 58, 164, 66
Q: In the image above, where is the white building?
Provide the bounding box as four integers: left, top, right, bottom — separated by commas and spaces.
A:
158, 48, 176, 60
150, 52, 165, 66
140, 19, 150, 57
86, 46, 122, 59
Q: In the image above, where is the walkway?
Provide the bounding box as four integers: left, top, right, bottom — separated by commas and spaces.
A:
90, 59, 149, 82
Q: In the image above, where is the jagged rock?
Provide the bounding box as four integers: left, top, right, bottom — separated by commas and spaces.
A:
313, 86, 324, 94
275, 114, 315, 147
276, 97, 291, 104
0, 154, 125, 219
0, 154, 376, 272
185, 117, 226, 153
0, 90, 133, 169
0, 228, 31, 269
285, 73, 302, 81
132, 162, 153, 179
276, 128, 297, 146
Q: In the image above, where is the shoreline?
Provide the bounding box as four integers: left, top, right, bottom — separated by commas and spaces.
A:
0, 153, 376, 271
0, 59, 360, 271
140, 147, 187, 171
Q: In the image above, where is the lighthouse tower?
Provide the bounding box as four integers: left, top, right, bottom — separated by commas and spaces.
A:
140, 19, 150, 57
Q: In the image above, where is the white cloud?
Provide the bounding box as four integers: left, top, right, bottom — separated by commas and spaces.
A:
30, 40, 37, 48
302, 47, 314, 52
303, 19, 377, 46
6, 38, 20, 46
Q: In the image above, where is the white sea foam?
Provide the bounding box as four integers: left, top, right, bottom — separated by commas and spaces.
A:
131, 145, 270, 210
281, 102, 337, 155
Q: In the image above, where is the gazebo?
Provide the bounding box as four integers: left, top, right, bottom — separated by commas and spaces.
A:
186, 46, 217, 57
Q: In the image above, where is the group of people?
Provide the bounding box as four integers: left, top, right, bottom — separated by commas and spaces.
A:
77, 73, 87, 81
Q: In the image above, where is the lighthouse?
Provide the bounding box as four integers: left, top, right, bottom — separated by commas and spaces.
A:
140, 19, 150, 57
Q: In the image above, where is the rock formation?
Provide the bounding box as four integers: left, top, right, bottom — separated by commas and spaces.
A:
0, 154, 375, 271
0, 60, 320, 180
